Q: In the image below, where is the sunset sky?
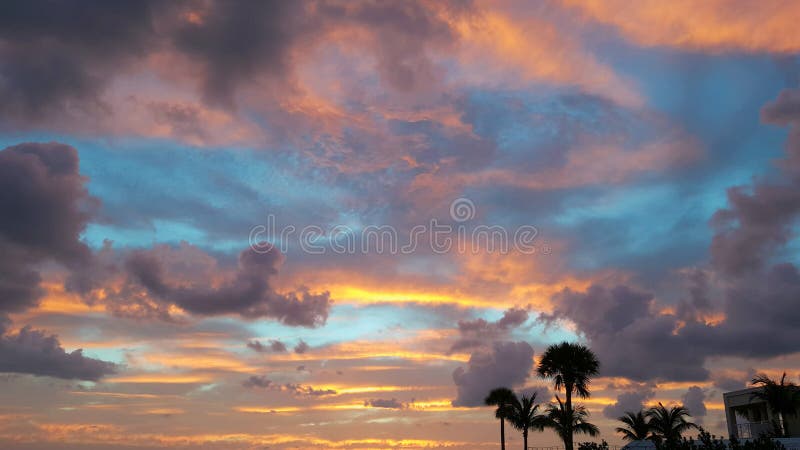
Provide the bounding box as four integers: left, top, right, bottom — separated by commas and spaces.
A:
2, 1, 800, 449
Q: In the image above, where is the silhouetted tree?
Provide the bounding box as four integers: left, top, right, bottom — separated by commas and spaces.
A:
646, 402, 697, 445
616, 410, 651, 441
750, 372, 800, 437
506, 392, 547, 450
536, 342, 600, 450
542, 396, 599, 449
485, 387, 516, 450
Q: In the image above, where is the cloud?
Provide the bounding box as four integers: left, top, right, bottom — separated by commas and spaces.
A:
0, 142, 95, 314
709, 183, 800, 276
681, 386, 707, 421
241, 376, 336, 397
0, 142, 115, 381
602, 384, 655, 419
562, 0, 800, 53
540, 284, 709, 382
283, 383, 337, 397
0, 1, 164, 124
121, 243, 331, 326
762, 89, 800, 126
242, 375, 272, 389
452, 340, 534, 407
449, 307, 528, 352
364, 398, 405, 409
247, 339, 287, 353
294, 340, 310, 354
711, 369, 755, 392
0, 324, 116, 381
170, 0, 308, 107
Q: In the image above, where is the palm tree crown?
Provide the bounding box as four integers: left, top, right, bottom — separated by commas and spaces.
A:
750, 372, 800, 437
616, 410, 651, 441
646, 402, 697, 443
536, 342, 600, 400
542, 396, 600, 444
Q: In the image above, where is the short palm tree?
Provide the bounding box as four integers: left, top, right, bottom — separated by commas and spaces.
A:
750, 372, 800, 437
542, 396, 599, 447
646, 402, 697, 444
506, 392, 547, 450
616, 410, 651, 441
537, 342, 600, 450
485, 387, 516, 450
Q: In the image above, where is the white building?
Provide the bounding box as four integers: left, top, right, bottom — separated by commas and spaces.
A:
723, 387, 800, 439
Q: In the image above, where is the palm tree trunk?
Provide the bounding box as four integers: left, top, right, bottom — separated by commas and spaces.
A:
523, 427, 528, 450
780, 412, 787, 438
565, 383, 573, 450
500, 418, 505, 450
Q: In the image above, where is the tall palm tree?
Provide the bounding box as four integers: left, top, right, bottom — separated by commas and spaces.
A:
485, 387, 516, 450
750, 372, 800, 437
646, 402, 697, 444
536, 342, 600, 450
542, 396, 599, 447
506, 392, 547, 450
616, 410, 651, 441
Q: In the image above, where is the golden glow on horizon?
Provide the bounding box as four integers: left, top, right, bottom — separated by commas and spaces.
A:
106, 374, 215, 384
16, 422, 491, 449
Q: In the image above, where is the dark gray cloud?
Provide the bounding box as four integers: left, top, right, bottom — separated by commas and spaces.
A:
294, 340, 310, 354
681, 386, 707, 421
543, 270, 800, 383
0, 325, 116, 381
242, 375, 272, 389
762, 88, 800, 127
283, 383, 336, 397
541, 284, 709, 382
171, 0, 307, 107
123, 245, 331, 326
0, 143, 115, 381
602, 385, 654, 419
365, 398, 405, 409
683, 263, 800, 360
0, 142, 95, 313
0, 0, 164, 124
710, 183, 800, 276
452, 340, 534, 407
241, 376, 336, 397
450, 307, 529, 353
0, 0, 464, 125
247, 339, 287, 353
674, 268, 714, 322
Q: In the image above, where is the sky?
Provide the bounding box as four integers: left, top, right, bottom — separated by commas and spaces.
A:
1, 1, 800, 449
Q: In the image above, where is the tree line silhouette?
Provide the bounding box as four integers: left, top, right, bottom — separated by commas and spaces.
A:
485, 342, 800, 450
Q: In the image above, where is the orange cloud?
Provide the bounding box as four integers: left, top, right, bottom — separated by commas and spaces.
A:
445, 5, 642, 107
563, 0, 800, 53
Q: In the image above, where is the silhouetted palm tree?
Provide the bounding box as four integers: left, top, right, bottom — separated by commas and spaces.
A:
750, 372, 800, 437
506, 392, 547, 450
485, 387, 516, 450
536, 342, 600, 450
616, 410, 651, 441
646, 402, 697, 444
542, 396, 599, 447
